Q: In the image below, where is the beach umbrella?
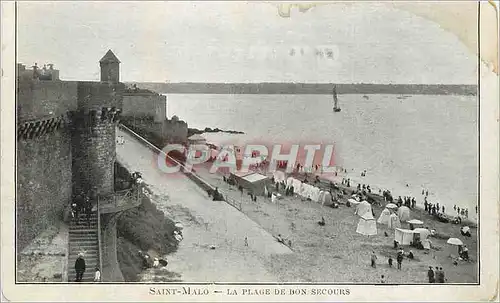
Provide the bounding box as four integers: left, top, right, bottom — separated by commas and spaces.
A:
407, 219, 424, 225
175, 223, 184, 230
385, 203, 397, 209
462, 226, 470, 233
447, 238, 463, 246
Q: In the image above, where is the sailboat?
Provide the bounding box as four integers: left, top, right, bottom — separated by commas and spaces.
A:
333, 85, 341, 112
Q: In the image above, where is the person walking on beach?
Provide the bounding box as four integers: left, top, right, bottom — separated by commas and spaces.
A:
74, 253, 86, 282
425, 190, 429, 197
442, 206, 445, 214
388, 257, 393, 268
427, 266, 435, 283
434, 267, 441, 283
380, 275, 386, 284
396, 251, 403, 270
370, 251, 377, 268
244, 237, 248, 247
436, 267, 444, 283
440, 267, 446, 283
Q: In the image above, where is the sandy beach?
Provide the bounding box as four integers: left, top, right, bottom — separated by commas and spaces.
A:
116, 127, 477, 283
194, 163, 478, 283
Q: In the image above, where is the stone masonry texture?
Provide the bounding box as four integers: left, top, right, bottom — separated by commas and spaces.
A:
17, 127, 73, 252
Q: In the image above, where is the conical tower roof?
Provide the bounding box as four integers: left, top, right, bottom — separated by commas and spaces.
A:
100, 50, 121, 64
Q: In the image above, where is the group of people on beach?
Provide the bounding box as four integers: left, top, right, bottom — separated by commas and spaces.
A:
373, 247, 449, 284
427, 266, 447, 283
453, 205, 470, 218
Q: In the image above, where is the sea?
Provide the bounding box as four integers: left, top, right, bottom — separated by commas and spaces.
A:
166, 93, 478, 220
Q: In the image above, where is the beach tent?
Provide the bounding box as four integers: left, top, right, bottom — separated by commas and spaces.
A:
317, 191, 325, 203
389, 213, 401, 229
230, 171, 271, 195
321, 191, 333, 206
397, 206, 411, 222
414, 228, 431, 249
377, 208, 392, 225
310, 186, 321, 201
290, 178, 302, 194
394, 228, 418, 246
355, 201, 372, 217
273, 171, 286, 184
356, 212, 378, 236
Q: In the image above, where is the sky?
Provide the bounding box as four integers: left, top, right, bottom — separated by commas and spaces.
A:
17, 2, 477, 84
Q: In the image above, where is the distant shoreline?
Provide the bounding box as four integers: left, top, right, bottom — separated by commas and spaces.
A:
188, 127, 245, 137
129, 82, 477, 96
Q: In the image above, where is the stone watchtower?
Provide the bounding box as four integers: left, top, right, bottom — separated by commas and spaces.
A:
71, 50, 123, 196
100, 49, 120, 83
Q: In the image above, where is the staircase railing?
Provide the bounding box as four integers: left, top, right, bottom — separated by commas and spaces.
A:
97, 195, 103, 282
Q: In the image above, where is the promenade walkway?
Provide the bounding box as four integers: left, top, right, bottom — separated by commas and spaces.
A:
115, 126, 291, 282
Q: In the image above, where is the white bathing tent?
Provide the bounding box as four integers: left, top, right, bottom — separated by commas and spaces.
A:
377, 208, 392, 225
273, 171, 287, 183
394, 228, 417, 245
355, 201, 372, 217
389, 213, 401, 229
356, 212, 378, 236
285, 177, 323, 202
320, 191, 333, 206
397, 206, 411, 222
414, 228, 432, 250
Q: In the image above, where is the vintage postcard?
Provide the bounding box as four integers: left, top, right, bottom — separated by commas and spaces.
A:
1, 1, 499, 302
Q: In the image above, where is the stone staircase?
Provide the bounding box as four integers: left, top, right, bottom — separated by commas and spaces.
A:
67, 212, 100, 282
